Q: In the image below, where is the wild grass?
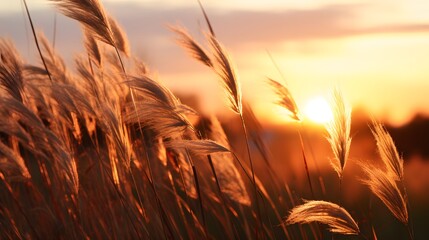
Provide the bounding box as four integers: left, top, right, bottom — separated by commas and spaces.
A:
285, 200, 360, 236
326, 89, 352, 181
0, 0, 422, 239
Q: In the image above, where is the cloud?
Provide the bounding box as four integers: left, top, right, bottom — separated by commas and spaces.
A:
105, 3, 429, 44
2, 3, 429, 73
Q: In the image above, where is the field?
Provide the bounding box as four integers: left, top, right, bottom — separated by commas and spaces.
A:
0, 0, 428, 239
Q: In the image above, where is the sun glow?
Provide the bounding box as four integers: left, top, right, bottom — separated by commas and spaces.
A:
304, 97, 333, 124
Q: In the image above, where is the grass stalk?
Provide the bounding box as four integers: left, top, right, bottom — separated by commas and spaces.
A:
297, 130, 315, 199
298, 127, 323, 239
401, 182, 414, 240
239, 113, 262, 238
191, 165, 209, 238
111, 32, 175, 239
0, 178, 41, 240
207, 154, 237, 239
21, 0, 53, 83
167, 171, 192, 238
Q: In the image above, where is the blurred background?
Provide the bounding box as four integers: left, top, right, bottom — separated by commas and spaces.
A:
1, 0, 429, 238
2, 0, 429, 125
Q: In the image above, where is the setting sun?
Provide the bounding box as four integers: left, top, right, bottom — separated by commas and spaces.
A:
304, 97, 333, 124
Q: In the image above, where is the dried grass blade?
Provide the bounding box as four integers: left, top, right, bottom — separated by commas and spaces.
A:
205, 116, 251, 205
175, 152, 198, 199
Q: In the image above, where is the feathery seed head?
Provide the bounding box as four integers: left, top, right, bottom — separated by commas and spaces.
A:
268, 78, 300, 121
326, 89, 352, 178
370, 120, 404, 180
285, 200, 360, 235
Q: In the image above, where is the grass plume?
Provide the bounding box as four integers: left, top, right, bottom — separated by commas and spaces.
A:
172, 5, 261, 236
0, 40, 25, 102
365, 120, 413, 238
361, 164, 408, 224
164, 139, 230, 155
285, 200, 360, 235
171, 27, 213, 68
207, 35, 242, 114
83, 29, 102, 67
326, 89, 352, 179
371, 120, 404, 180
49, 0, 128, 55
268, 78, 300, 121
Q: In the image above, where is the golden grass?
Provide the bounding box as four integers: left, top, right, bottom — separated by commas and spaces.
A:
0, 0, 421, 239
285, 200, 360, 235
326, 89, 352, 179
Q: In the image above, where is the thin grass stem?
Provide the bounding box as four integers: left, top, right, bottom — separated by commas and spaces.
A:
239, 113, 261, 238
22, 0, 53, 83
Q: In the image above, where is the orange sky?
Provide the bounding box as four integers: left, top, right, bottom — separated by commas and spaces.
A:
1, 0, 429, 125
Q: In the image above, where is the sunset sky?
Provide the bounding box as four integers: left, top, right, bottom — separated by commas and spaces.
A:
1, 0, 429, 125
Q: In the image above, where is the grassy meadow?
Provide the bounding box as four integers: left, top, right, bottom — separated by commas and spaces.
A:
0, 0, 427, 239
